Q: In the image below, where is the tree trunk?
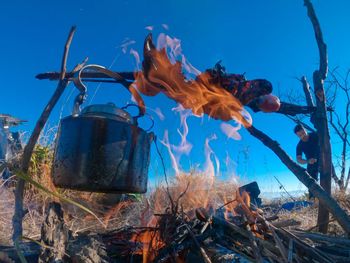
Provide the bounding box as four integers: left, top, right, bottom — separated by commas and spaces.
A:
304, 0, 331, 233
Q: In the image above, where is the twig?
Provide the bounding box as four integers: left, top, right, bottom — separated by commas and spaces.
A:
217, 198, 237, 211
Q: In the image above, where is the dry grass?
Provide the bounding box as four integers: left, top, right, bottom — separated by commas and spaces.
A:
1, 141, 350, 245
0, 146, 240, 245
264, 191, 350, 236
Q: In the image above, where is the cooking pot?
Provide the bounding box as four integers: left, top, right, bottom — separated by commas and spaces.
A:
51, 65, 153, 193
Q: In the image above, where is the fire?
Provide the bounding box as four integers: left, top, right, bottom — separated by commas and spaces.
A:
114, 33, 268, 261
130, 228, 165, 263
132, 34, 252, 127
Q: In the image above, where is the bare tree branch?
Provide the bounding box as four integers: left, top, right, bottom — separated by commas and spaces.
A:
246, 125, 350, 234
304, 0, 328, 79
301, 76, 315, 107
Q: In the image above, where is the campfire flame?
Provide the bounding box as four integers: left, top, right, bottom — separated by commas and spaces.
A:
132, 33, 252, 127
117, 33, 263, 262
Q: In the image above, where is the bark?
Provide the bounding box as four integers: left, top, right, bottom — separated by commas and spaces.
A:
246, 125, 350, 234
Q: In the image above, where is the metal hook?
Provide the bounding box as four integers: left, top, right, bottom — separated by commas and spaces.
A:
71, 64, 146, 117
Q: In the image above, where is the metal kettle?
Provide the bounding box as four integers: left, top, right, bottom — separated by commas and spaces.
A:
51, 65, 154, 193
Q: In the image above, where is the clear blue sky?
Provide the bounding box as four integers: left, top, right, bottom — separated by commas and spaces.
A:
1, 0, 350, 193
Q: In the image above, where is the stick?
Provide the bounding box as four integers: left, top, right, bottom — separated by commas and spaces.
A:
290, 229, 350, 246
36, 71, 136, 81
272, 219, 301, 228
12, 26, 77, 242
244, 219, 264, 263
276, 228, 334, 263
183, 224, 212, 263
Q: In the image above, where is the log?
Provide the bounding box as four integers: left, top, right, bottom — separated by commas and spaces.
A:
273, 219, 301, 228
291, 230, 350, 246
276, 228, 334, 263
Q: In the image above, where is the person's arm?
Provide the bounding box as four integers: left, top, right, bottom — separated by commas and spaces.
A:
297, 155, 308, 164
296, 143, 307, 164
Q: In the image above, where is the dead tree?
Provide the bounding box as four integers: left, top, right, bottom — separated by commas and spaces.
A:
304, 0, 332, 234
327, 68, 350, 191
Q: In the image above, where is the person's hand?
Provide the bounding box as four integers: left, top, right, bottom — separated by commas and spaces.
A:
308, 158, 317, 164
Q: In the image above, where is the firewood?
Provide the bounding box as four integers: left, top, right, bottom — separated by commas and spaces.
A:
39, 202, 70, 263
290, 230, 350, 246
276, 228, 334, 263
273, 219, 302, 228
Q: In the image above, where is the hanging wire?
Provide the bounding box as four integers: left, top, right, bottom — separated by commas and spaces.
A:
88, 52, 122, 105
58, 85, 76, 120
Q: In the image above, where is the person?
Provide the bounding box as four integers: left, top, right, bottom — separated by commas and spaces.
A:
294, 124, 319, 199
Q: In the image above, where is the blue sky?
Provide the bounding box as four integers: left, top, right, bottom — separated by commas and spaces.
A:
1, 0, 350, 193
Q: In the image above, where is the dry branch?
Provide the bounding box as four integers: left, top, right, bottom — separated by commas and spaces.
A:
12, 26, 78, 242
247, 124, 350, 234
301, 76, 315, 108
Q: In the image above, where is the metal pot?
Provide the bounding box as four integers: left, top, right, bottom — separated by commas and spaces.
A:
52, 103, 154, 193
51, 65, 153, 193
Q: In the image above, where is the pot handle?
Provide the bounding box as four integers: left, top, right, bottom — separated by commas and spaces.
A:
72, 64, 146, 117
121, 104, 154, 131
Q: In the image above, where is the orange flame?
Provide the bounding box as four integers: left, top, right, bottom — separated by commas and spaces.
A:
132, 34, 252, 127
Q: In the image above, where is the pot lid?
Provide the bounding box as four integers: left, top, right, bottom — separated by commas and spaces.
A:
81, 103, 134, 124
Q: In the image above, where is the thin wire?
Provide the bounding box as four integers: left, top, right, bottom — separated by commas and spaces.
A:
88, 52, 122, 105
58, 85, 75, 120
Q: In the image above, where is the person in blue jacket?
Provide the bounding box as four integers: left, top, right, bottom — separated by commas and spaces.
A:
294, 124, 319, 199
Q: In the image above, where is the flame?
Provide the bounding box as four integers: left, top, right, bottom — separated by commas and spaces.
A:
203, 134, 219, 186
160, 130, 180, 175
220, 122, 242, 140
171, 105, 193, 157
159, 105, 193, 176
132, 34, 252, 127
130, 228, 164, 263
